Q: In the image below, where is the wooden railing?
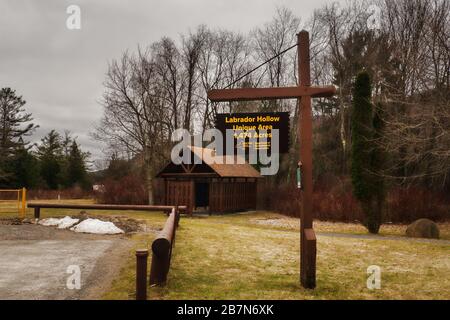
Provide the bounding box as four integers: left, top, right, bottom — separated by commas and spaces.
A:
135, 207, 181, 300
149, 207, 180, 285
27, 203, 187, 219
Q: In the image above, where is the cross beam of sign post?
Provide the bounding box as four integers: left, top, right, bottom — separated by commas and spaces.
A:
208, 31, 336, 289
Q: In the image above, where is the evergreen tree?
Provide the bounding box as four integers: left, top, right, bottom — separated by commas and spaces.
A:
62, 130, 73, 158
370, 103, 386, 230
67, 140, 88, 188
37, 130, 63, 189
105, 153, 132, 180
59, 132, 72, 188
10, 144, 39, 189
351, 71, 384, 234
0, 88, 38, 186
351, 71, 373, 201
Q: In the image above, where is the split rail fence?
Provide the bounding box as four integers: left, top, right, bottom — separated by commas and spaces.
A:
135, 206, 180, 300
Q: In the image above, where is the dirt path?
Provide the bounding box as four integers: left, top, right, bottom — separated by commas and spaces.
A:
70, 238, 133, 300
0, 224, 118, 241
317, 231, 450, 245
249, 216, 450, 245
0, 224, 133, 300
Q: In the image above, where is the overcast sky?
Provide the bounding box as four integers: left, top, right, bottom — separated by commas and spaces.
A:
0, 0, 341, 164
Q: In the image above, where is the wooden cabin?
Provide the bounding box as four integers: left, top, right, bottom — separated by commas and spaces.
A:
157, 146, 261, 214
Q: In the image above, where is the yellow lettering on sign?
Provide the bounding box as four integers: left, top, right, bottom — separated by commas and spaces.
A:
258, 124, 273, 130
256, 116, 280, 122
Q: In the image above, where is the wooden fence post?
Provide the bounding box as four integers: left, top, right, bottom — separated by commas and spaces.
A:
34, 207, 40, 219
135, 249, 148, 300
149, 210, 176, 286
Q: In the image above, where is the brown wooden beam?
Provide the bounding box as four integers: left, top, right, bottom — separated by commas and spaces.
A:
150, 209, 177, 286
28, 203, 188, 213
303, 228, 317, 288
158, 173, 218, 178
208, 85, 336, 102
298, 30, 316, 289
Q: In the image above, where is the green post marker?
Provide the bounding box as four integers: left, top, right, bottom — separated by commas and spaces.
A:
297, 162, 302, 189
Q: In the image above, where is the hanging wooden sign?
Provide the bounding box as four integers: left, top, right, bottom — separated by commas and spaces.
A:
215, 112, 290, 154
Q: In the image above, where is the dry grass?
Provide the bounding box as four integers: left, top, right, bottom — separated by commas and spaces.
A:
245, 211, 450, 240
1, 200, 448, 299
106, 211, 449, 300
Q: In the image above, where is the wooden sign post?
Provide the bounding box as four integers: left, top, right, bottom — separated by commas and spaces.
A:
208, 31, 336, 289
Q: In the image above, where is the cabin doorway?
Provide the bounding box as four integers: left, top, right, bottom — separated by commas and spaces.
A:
195, 182, 209, 209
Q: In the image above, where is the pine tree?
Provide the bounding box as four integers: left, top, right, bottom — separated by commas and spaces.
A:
370, 103, 386, 230
37, 130, 63, 189
105, 153, 132, 180
67, 140, 88, 188
0, 88, 38, 186
351, 71, 384, 234
351, 71, 373, 201
11, 143, 39, 189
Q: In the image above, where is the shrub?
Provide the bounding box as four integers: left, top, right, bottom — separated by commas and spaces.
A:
386, 187, 449, 223
95, 174, 148, 205
27, 186, 92, 200
351, 70, 385, 233
260, 182, 449, 224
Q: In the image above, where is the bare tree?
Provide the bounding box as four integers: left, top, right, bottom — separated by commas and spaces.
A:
196, 28, 253, 130
251, 7, 301, 181
92, 0, 450, 201
374, 0, 450, 187
94, 49, 171, 204
181, 26, 206, 131
252, 7, 300, 89
152, 37, 184, 132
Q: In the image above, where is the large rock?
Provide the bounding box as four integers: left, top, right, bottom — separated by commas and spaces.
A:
406, 219, 440, 239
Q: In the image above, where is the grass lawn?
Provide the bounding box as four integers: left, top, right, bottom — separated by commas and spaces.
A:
1, 199, 449, 299
107, 211, 449, 300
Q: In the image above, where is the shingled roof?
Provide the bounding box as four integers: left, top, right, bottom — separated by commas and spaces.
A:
189, 146, 262, 178
157, 146, 262, 178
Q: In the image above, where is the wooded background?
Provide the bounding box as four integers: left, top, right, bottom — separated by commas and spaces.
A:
1, 0, 448, 222
92, 0, 449, 222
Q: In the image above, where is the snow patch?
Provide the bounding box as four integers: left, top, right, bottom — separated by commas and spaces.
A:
38, 218, 62, 227
57, 216, 79, 229
70, 218, 124, 234
38, 216, 80, 229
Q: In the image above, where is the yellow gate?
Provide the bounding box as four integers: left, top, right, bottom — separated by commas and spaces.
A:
0, 188, 27, 218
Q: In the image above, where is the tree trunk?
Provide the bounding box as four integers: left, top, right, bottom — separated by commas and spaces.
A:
146, 167, 154, 205
145, 152, 154, 205
339, 85, 347, 175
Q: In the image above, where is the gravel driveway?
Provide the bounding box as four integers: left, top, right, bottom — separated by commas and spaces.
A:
0, 225, 131, 300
